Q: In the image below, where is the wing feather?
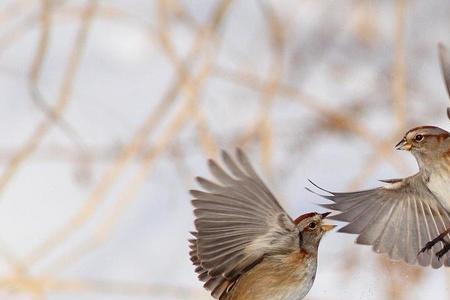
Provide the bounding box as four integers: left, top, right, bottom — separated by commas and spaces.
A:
338, 198, 383, 236
310, 173, 450, 268
423, 201, 442, 268
389, 199, 406, 261
190, 149, 294, 299
416, 199, 433, 266
404, 197, 417, 264
357, 198, 393, 247
374, 199, 402, 254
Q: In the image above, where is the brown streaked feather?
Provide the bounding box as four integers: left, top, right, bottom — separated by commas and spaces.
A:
294, 212, 317, 224
309, 173, 450, 268
189, 232, 235, 298
190, 149, 295, 299
223, 250, 315, 300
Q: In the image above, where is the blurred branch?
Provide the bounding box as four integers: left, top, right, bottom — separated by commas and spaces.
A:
0, 1, 448, 299
0, 0, 66, 59
0, 0, 30, 23
0, 238, 27, 278
38, 0, 231, 277
0, 276, 208, 299
29, 0, 87, 160
23, 0, 233, 274
156, 0, 223, 157
391, 0, 407, 137
0, 0, 97, 198
41, 86, 197, 275
255, 0, 284, 178
213, 65, 409, 173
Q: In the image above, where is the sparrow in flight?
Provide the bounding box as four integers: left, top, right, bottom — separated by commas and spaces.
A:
309, 44, 450, 268
189, 149, 335, 299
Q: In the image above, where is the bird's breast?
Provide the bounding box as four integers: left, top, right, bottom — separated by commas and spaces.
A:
228, 251, 317, 300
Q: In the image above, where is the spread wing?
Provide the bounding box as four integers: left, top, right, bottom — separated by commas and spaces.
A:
309, 174, 450, 268
438, 43, 450, 119
189, 149, 295, 299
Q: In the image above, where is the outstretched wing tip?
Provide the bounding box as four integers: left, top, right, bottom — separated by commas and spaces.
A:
207, 158, 216, 166
323, 173, 450, 268
318, 203, 336, 209
307, 179, 335, 195
190, 148, 293, 298
220, 148, 228, 158
195, 176, 207, 186
235, 147, 244, 156
304, 186, 315, 194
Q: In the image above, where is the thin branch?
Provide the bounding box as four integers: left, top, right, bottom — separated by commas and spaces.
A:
0, 0, 97, 197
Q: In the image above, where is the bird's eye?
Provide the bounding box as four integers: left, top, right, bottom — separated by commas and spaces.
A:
415, 134, 424, 142
308, 222, 317, 230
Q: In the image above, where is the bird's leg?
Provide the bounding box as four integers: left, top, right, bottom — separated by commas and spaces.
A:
436, 243, 450, 260
418, 227, 450, 258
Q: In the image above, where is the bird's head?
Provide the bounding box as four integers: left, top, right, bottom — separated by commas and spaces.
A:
294, 212, 335, 254
395, 126, 450, 161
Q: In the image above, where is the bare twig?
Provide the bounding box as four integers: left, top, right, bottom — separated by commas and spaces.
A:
0, 0, 97, 197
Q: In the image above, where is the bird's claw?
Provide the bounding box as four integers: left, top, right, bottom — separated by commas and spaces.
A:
418, 227, 450, 259
436, 243, 450, 261
418, 241, 436, 255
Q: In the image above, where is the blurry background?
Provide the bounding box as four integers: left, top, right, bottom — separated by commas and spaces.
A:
0, 0, 450, 299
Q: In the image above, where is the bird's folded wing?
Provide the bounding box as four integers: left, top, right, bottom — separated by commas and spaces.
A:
190, 149, 294, 299
310, 174, 450, 268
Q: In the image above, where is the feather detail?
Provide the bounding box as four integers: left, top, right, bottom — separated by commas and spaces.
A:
309, 174, 450, 268
190, 149, 295, 299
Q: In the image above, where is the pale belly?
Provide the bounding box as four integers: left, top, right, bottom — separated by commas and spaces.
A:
227, 254, 317, 300
258, 272, 315, 300
427, 173, 450, 212
280, 274, 315, 300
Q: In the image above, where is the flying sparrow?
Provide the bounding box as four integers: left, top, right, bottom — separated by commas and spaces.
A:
308, 44, 450, 268
189, 149, 335, 300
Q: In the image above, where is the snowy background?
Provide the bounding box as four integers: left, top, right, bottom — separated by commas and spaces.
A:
0, 0, 450, 299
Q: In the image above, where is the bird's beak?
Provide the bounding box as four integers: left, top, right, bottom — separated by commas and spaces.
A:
320, 212, 336, 232
320, 212, 331, 219
394, 138, 411, 151
321, 224, 336, 232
